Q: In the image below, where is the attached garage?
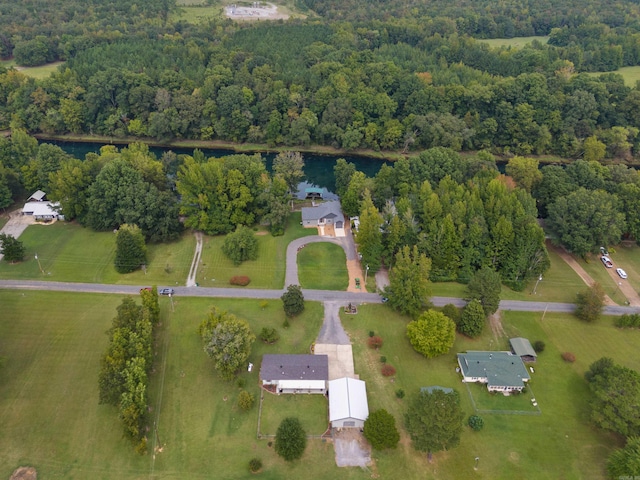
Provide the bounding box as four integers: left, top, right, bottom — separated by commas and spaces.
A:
329, 377, 369, 429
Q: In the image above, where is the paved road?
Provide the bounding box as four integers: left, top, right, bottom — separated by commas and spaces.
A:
1, 280, 639, 315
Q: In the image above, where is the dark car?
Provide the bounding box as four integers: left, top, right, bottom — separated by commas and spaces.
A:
140, 287, 152, 293
160, 288, 175, 295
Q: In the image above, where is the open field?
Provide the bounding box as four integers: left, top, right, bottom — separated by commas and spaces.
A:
196, 212, 313, 289
588, 65, 640, 86
479, 36, 549, 49
0, 60, 63, 79
259, 394, 329, 436
0, 222, 195, 285
343, 305, 635, 479
298, 243, 348, 290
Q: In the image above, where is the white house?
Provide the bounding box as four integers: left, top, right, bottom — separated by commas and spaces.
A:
22, 201, 63, 221
301, 201, 343, 228
328, 377, 369, 428
260, 354, 328, 394
457, 351, 530, 394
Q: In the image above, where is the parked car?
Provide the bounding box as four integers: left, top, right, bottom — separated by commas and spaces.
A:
160, 288, 175, 295
616, 268, 628, 279
140, 287, 152, 292
601, 256, 614, 268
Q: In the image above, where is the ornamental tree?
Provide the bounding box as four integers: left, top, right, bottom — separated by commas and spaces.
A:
363, 409, 400, 450
407, 309, 455, 358
199, 307, 255, 380
281, 284, 304, 318
221, 225, 258, 265
114, 224, 147, 274
275, 417, 307, 461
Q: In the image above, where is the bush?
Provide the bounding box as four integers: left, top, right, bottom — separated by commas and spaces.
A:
368, 330, 375, 337
468, 415, 484, 431
380, 355, 387, 363
236, 377, 246, 389
561, 352, 576, 363
259, 327, 280, 344
363, 409, 400, 450
533, 340, 545, 353
395, 388, 405, 399
275, 417, 307, 461
381, 364, 396, 376
238, 390, 255, 411
615, 313, 640, 328
282, 319, 290, 328
249, 457, 262, 473
368, 336, 383, 349
230, 276, 251, 286
442, 304, 461, 324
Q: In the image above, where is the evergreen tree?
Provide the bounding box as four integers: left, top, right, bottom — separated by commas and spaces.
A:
114, 224, 147, 274
281, 284, 305, 318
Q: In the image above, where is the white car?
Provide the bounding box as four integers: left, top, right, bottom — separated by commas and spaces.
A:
601, 256, 613, 268
616, 268, 628, 279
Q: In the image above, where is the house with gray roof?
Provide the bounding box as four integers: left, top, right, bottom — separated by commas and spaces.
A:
301, 201, 343, 228
509, 337, 537, 363
457, 351, 530, 395
260, 354, 329, 394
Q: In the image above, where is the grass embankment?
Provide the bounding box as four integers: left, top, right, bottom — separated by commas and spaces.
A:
0, 222, 195, 285
345, 305, 633, 479
478, 36, 550, 49
196, 212, 313, 289
298, 243, 348, 290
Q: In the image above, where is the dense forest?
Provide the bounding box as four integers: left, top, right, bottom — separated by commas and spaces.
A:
2, 0, 640, 159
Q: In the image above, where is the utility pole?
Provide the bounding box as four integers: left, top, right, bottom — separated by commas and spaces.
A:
35, 253, 44, 275
364, 264, 369, 284
532, 274, 542, 295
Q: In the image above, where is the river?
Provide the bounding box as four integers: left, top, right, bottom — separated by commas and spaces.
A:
48, 140, 390, 200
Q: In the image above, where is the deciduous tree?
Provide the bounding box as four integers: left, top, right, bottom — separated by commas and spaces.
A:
363, 409, 400, 450
275, 417, 307, 461
221, 225, 258, 265
406, 309, 455, 358
0, 233, 25, 262
281, 284, 305, 318
575, 283, 605, 322
273, 151, 304, 194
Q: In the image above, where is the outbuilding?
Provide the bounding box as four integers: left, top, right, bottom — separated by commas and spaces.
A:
328, 377, 369, 428
509, 337, 537, 363
260, 354, 328, 394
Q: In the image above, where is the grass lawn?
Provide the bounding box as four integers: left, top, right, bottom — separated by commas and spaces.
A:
464, 382, 539, 414
342, 304, 633, 479
588, 65, 640, 86
576, 252, 631, 305
259, 394, 329, 436
0, 60, 64, 79
170, 5, 224, 23
479, 36, 549, 49
298, 243, 348, 290
196, 212, 313, 289
0, 222, 195, 286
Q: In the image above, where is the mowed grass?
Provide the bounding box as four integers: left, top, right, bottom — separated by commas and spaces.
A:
298, 243, 348, 290
0, 222, 195, 285
0, 60, 64, 79
343, 304, 633, 479
577, 249, 637, 305
196, 212, 313, 289
588, 66, 640, 86
170, 5, 224, 23
479, 36, 549, 49
0, 290, 361, 479
259, 394, 329, 436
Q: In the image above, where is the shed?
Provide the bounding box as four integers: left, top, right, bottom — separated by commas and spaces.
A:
457, 351, 530, 394
301, 201, 343, 228
509, 337, 537, 363
27, 190, 47, 202
328, 377, 369, 428
260, 354, 328, 394
305, 187, 324, 199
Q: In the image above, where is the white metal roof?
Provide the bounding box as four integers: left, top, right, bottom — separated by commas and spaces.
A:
28, 190, 46, 201
22, 201, 60, 217
329, 377, 369, 422
278, 379, 326, 390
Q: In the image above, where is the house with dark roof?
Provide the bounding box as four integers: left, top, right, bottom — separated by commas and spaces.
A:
260, 354, 329, 394
457, 351, 530, 395
509, 337, 537, 363
301, 201, 343, 228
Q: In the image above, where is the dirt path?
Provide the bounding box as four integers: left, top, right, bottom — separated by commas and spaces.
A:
186, 231, 203, 287
603, 258, 640, 307
489, 311, 507, 341
546, 240, 616, 306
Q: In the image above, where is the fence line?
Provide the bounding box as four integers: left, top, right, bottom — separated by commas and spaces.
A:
464, 382, 542, 416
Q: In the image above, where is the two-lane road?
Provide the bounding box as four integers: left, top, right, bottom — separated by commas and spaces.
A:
1, 280, 639, 316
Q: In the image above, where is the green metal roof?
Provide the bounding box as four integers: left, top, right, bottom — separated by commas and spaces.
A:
457, 351, 530, 388
305, 187, 324, 194
509, 337, 537, 358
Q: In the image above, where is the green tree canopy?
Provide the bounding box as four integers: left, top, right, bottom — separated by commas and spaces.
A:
0, 233, 25, 263
356, 190, 383, 272
406, 309, 456, 358
505, 156, 542, 192
275, 417, 307, 461
114, 224, 147, 274
198, 307, 256, 381
607, 437, 640, 479
281, 284, 305, 318
458, 299, 486, 338
575, 283, 605, 322
273, 151, 304, 194
466, 267, 502, 316
363, 409, 400, 450
385, 245, 432, 318
405, 388, 464, 456
221, 225, 259, 265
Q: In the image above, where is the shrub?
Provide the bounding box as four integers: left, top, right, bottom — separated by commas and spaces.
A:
259, 327, 280, 344
468, 415, 484, 431
380, 355, 387, 363
282, 319, 290, 328
275, 417, 307, 461
615, 314, 640, 328
533, 340, 545, 353
230, 276, 251, 286
442, 304, 461, 324
395, 388, 405, 399
368, 330, 375, 337
238, 390, 255, 411
236, 377, 246, 389
561, 352, 576, 363
381, 364, 396, 377
368, 336, 383, 349
249, 457, 262, 473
